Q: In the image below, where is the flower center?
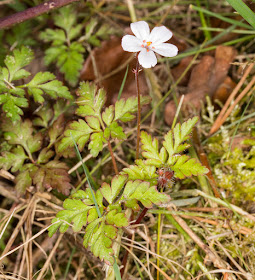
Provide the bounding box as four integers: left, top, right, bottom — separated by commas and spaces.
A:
141, 40, 154, 52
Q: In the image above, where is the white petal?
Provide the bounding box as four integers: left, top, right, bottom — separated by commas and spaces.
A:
130, 21, 150, 41
153, 43, 178, 57
121, 35, 143, 52
138, 49, 157, 68
148, 26, 172, 44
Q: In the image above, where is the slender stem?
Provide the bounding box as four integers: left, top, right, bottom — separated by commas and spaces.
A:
107, 140, 119, 175
135, 58, 141, 160
0, 0, 80, 30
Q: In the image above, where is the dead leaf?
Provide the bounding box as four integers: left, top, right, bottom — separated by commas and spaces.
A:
171, 56, 193, 86
164, 46, 237, 125
213, 76, 236, 104
80, 36, 148, 105
32, 160, 72, 195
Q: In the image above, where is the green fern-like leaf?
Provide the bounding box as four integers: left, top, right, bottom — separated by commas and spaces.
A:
104, 121, 126, 140
141, 131, 167, 166
88, 132, 106, 157
0, 46, 73, 121
0, 46, 33, 121
0, 146, 28, 172
100, 175, 127, 204
102, 105, 114, 126
39, 6, 85, 86
120, 180, 170, 210
114, 96, 150, 122
106, 209, 129, 227
83, 218, 116, 265
58, 119, 93, 152
0, 93, 27, 121
48, 189, 103, 236
76, 82, 106, 118
2, 118, 43, 154
122, 159, 157, 184
3, 46, 33, 82
25, 72, 72, 103
171, 155, 209, 179
163, 117, 198, 165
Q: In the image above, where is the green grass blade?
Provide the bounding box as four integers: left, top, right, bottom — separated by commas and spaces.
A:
70, 132, 101, 218
191, 4, 253, 30
118, 65, 129, 100
113, 258, 122, 280
196, 0, 211, 40
64, 247, 76, 279
225, 0, 255, 29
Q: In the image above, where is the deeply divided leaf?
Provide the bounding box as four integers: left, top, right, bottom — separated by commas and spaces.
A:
141, 131, 165, 166
2, 118, 42, 154
121, 180, 170, 210
163, 117, 198, 163
4, 46, 33, 82
32, 160, 72, 195
26, 71, 72, 102
76, 82, 106, 118
171, 155, 209, 179
0, 146, 28, 172
100, 175, 127, 204
58, 119, 93, 152
83, 219, 116, 265
114, 96, 150, 122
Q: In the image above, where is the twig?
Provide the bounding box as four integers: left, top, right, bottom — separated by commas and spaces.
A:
0, 0, 14, 5
36, 234, 64, 280
0, 0, 80, 30
210, 63, 255, 134
215, 75, 255, 131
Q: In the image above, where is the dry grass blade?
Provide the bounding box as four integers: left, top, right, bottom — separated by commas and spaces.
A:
150, 261, 173, 280
170, 211, 234, 275
0, 197, 37, 265
36, 234, 63, 280
210, 62, 255, 134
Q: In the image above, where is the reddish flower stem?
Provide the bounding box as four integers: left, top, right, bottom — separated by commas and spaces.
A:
0, 0, 80, 30
107, 140, 119, 175
135, 58, 141, 160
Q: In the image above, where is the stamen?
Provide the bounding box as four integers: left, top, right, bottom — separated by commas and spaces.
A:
141, 44, 144, 47
146, 41, 152, 46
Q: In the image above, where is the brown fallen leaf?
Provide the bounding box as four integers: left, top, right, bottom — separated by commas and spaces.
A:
213, 76, 236, 105
164, 46, 237, 125
171, 56, 194, 87
80, 36, 148, 105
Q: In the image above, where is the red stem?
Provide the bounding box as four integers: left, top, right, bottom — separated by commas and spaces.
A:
0, 0, 80, 30
135, 58, 141, 160
107, 140, 119, 175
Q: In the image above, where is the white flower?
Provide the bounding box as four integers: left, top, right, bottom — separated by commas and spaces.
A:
121, 21, 178, 68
